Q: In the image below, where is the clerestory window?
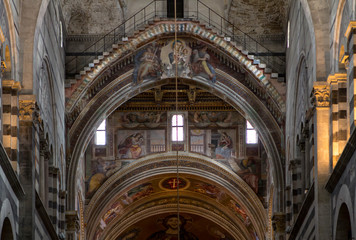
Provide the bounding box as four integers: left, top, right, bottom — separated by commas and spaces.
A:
172, 114, 184, 141
95, 120, 106, 145
246, 120, 258, 144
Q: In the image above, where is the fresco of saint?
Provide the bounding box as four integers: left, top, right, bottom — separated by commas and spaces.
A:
191, 45, 216, 82
133, 44, 161, 84
215, 132, 233, 159
117, 133, 145, 159
146, 215, 198, 240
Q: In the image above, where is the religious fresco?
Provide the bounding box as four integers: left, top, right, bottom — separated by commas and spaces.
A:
117, 129, 166, 159
116, 213, 234, 240
85, 109, 265, 199
86, 158, 121, 198
190, 129, 237, 160
93, 176, 255, 239
119, 112, 166, 129
132, 39, 217, 84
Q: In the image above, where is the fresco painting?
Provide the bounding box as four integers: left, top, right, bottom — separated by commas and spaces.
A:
132, 39, 216, 83
86, 158, 121, 198
190, 129, 237, 160
116, 213, 234, 240
94, 177, 251, 239
117, 129, 166, 159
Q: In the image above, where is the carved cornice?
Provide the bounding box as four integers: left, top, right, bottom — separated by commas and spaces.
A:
327, 73, 347, 85
2, 79, 21, 90
311, 83, 330, 107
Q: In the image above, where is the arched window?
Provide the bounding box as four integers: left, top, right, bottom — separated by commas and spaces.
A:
336, 204, 352, 240
172, 114, 184, 141
1, 218, 14, 240
95, 120, 106, 145
246, 120, 258, 144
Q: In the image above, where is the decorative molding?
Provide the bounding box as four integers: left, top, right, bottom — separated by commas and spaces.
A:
2, 79, 21, 90
311, 83, 330, 107
327, 73, 347, 85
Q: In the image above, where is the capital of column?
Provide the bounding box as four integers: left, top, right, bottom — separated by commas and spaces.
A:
272, 212, 286, 233
65, 211, 80, 232
311, 82, 330, 108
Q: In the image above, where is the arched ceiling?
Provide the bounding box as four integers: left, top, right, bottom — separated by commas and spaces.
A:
60, 0, 290, 37
85, 154, 267, 240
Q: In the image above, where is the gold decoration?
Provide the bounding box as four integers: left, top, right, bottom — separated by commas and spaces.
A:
19, 100, 36, 121
311, 83, 330, 107
344, 21, 356, 38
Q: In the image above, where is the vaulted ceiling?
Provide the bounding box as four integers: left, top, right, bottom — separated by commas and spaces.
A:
60, 0, 290, 37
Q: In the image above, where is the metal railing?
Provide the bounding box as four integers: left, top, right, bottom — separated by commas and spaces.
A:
65, 0, 285, 77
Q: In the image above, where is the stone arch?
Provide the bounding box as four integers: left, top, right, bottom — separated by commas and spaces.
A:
335, 204, 352, 240
84, 153, 267, 240
0, 199, 16, 240
0, 218, 13, 240
334, 184, 354, 240
67, 75, 284, 214
300, 0, 328, 81
66, 28, 285, 216
2, 0, 17, 79
294, 0, 316, 83
38, 57, 58, 162
332, 0, 353, 73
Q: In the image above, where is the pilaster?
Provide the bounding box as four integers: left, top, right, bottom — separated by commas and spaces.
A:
2, 79, 21, 172
18, 97, 37, 239
327, 73, 348, 169
311, 82, 331, 240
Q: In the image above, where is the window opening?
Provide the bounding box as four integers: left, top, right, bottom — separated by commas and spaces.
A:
287, 21, 290, 48
246, 120, 258, 144
167, 0, 184, 18
95, 120, 106, 145
172, 114, 184, 141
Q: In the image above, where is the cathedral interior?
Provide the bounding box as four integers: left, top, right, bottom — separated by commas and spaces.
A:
0, 0, 355, 239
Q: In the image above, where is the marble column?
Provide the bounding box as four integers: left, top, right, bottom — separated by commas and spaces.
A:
311, 82, 331, 240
